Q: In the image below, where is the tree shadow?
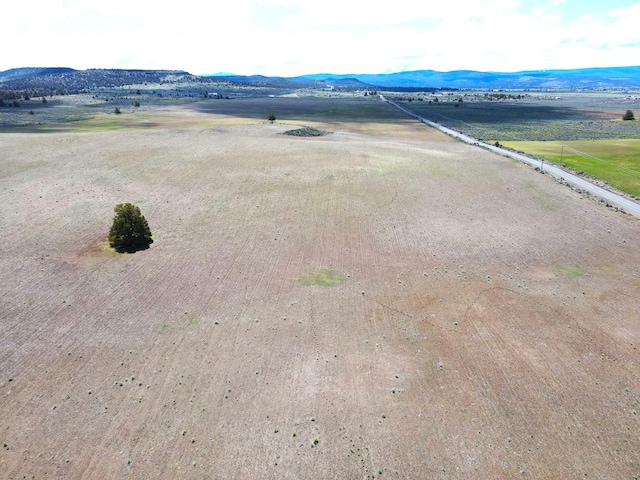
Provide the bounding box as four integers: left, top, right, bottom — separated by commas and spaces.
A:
112, 239, 153, 254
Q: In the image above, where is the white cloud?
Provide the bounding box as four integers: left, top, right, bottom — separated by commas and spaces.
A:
1, 0, 639, 74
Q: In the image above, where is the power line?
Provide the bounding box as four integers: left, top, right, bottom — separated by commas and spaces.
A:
560, 145, 640, 176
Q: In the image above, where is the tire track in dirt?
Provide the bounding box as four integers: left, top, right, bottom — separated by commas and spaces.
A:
279, 158, 382, 476
460, 286, 634, 477
0, 253, 144, 380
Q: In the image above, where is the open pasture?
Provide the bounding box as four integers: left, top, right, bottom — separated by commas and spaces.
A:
1, 96, 640, 479
503, 139, 640, 197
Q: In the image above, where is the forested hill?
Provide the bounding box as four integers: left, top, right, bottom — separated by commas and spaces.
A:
0, 68, 202, 94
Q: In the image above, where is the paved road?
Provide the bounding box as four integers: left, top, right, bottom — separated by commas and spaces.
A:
382, 96, 640, 217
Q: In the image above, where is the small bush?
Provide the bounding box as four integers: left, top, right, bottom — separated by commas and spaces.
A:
108, 203, 153, 252
133, 100, 140, 108
284, 127, 330, 137
114, 107, 121, 114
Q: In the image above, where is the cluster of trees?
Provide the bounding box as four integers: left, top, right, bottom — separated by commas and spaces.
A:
1, 69, 195, 93
0, 89, 58, 107
0, 90, 39, 101
483, 93, 524, 100
0, 99, 21, 107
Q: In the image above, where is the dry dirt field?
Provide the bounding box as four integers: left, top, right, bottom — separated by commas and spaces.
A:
1, 97, 640, 479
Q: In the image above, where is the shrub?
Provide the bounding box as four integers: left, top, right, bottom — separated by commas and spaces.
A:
108, 203, 153, 252
114, 107, 121, 114
133, 100, 140, 107
283, 127, 330, 137
623, 110, 634, 120
268, 113, 276, 123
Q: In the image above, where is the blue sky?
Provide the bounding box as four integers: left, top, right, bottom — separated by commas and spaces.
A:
3, 0, 639, 76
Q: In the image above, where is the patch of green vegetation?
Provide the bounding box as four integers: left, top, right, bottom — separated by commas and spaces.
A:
72, 114, 132, 131
557, 265, 587, 277
301, 269, 344, 287
100, 241, 124, 256
503, 139, 640, 197
0, 123, 76, 133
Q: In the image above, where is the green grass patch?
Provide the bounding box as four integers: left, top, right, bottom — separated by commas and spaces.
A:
300, 269, 344, 287
502, 139, 640, 197
71, 112, 147, 131
160, 321, 174, 333
557, 265, 587, 277
99, 241, 124, 256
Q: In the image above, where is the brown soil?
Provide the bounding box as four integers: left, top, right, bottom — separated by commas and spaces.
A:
1, 98, 639, 479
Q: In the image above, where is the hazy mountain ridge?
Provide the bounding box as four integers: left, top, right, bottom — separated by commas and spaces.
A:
2, 66, 639, 92
300, 66, 640, 89
204, 74, 372, 90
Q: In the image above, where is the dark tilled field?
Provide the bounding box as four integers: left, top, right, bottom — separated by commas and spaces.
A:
398, 92, 640, 141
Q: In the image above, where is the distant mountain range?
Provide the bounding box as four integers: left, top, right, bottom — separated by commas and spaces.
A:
204, 74, 371, 90
209, 66, 640, 90
2, 66, 639, 91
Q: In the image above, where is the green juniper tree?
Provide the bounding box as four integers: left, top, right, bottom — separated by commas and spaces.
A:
108, 203, 153, 252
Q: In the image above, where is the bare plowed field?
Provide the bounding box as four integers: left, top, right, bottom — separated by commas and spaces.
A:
1, 98, 639, 479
